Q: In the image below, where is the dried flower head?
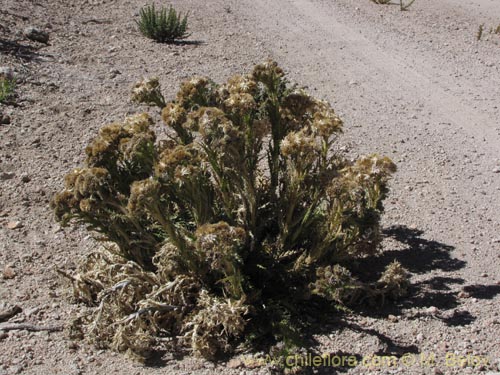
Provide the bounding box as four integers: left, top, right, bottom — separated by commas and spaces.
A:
224, 92, 256, 115
280, 129, 318, 160
161, 103, 187, 128
131, 77, 166, 108
123, 113, 154, 135
127, 178, 161, 214
156, 144, 202, 184
51, 190, 80, 222
251, 59, 284, 87
377, 261, 409, 299
312, 265, 363, 304
311, 108, 343, 138
226, 75, 257, 95
348, 155, 397, 182
64, 167, 110, 199
176, 77, 213, 108
119, 133, 156, 166
184, 106, 227, 133
195, 222, 246, 271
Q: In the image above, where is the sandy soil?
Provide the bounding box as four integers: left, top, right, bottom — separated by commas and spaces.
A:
1, 0, 499, 374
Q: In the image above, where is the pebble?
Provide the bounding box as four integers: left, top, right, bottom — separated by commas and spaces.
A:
23, 26, 49, 44
426, 306, 439, 315
2, 266, 16, 279
0, 114, 11, 124
387, 314, 398, 322
0, 66, 14, 79
493, 167, 500, 173
0, 172, 15, 180
227, 358, 244, 369
6, 221, 23, 230
458, 290, 470, 298
109, 69, 121, 79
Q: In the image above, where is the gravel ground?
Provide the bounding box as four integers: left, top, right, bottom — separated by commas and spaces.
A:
1, 0, 499, 374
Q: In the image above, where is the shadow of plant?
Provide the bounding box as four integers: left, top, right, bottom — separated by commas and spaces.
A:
0, 39, 42, 62
463, 284, 500, 299
341, 225, 468, 314
270, 225, 500, 373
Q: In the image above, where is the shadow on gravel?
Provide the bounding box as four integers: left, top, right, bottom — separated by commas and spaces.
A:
171, 40, 205, 46
463, 284, 500, 299
347, 225, 467, 314
381, 225, 466, 274
0, 38, 41, 62
301, 225, 475, 374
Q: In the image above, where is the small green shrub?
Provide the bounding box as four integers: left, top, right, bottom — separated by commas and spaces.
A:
136, 4, 189, 43
477, 24, 485, 40
53, 61, 407, 362
476, 24, 500, 41
0, 76, 15, 104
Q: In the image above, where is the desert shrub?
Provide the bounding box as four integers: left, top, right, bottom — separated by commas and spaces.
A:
53, 61, 407, 362
0, 76, 15, 104
477, 24, 500, 41
136, 4, 189, 43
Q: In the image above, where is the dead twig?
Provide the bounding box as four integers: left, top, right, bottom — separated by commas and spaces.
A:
0, 305, 22, 322
0, 323, 63, 332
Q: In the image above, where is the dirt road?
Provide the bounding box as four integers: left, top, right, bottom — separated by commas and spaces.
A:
1, 0, 499, 374
231, 0, 500, 372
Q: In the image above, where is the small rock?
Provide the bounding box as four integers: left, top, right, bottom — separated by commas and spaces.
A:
2, 266, 16, 279
68, 341, 79, 350
10, 365, 24, 375
458, 290, 470, 298
0, 172, 15, 180
416, 333, 424, 342
6, 221, 23, 230
493, 167, 500, 173
227, 358, 244, 369
21, 174, 31, 183
0, 66, 14, 80
0, 114, 11, 125
426, 306, 439, 315
387, 314, 398, 322
109, 69, 121, 79
24, 26, 49, 44
24, 306, 41, 317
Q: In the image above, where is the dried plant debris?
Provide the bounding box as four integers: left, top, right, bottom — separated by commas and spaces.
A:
53, 61, 408, 361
